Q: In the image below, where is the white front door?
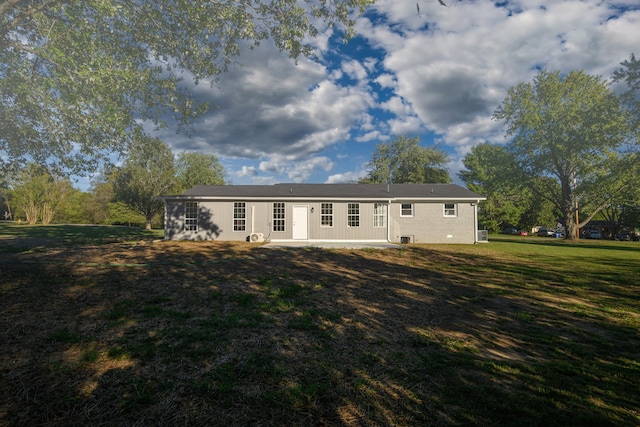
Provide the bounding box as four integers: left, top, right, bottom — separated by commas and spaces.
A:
292, 205, 308, 240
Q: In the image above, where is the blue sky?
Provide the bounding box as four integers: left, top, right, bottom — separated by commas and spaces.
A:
81, 0, 640, 189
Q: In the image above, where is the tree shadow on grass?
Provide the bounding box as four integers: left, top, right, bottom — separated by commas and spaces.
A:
0, 242, 638, 426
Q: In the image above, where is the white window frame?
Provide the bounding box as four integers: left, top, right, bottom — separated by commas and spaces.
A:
347, 203, 360, 227
273, 202, 285, 232
233, 202, 246, 231
373, 203, 386, 228
321, 203, 333, 227
444, 203, 457, 217
401, 203, 414, 217
185, 202, 198, 231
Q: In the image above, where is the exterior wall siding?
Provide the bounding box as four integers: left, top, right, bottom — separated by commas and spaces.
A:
307, 202, 388, 241
164, 199, 477, 244
389, 202, 476, 244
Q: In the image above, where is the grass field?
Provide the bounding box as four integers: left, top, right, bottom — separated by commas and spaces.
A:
1, 224, 639, 426
0, 222, 163, 251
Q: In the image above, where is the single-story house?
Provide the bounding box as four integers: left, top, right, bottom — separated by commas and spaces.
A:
159, 183, 486, 244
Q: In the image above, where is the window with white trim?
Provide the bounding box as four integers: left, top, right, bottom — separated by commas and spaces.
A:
373, 203, 386, 228
444, 203, 457, 217
233, 202, 246, 231
273, 202, 285, 232
347, 203, 360, 227
321, 203, 333, 227
185, 202, 198, 231
401, 203, 414, 217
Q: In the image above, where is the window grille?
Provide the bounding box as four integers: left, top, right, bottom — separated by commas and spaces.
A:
348, 203, 359, 227
273, 202, 285, 232
234, 202, 246, 231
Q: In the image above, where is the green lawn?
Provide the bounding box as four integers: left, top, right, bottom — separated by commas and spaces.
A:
0, 222, 163, 251
0, 226, 638, 426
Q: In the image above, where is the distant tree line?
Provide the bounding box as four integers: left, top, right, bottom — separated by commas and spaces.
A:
1, 139, 226, 229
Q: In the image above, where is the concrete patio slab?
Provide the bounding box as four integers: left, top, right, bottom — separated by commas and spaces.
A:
261, 241, 403, 249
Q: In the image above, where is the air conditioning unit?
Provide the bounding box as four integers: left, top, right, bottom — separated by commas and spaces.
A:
249, 232, 265, 243
477, 230, 489, 243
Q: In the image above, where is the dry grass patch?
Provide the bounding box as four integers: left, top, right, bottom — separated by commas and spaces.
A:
1, 237, 639, 426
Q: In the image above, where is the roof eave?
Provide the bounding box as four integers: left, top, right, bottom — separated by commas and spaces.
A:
159, 195, 486, 202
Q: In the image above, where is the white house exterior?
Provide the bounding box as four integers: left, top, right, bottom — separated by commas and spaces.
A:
160, 183, 486, 244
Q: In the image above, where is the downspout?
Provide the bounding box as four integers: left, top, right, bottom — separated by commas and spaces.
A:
163, 199, 168, 240
473, 200, 479, 244
251, 205, 255, 234
387, 200, 392, 243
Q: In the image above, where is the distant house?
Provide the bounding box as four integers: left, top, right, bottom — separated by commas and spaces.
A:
159, 183, 486, 244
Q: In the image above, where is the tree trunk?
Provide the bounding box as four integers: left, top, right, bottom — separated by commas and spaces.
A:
41, 202, 55, 225
24, 200, 39, 225
565, 211, 578, 241
561, 176, 579, 241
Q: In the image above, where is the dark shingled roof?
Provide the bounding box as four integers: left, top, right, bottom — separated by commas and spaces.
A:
171, 183, 485, 200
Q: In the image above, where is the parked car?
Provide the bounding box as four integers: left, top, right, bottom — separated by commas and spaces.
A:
536, 228, 554, 237
617, 231, 631, 241
586, 230, 602, 239
552, 231, 565, 238
513, 230, 528, 236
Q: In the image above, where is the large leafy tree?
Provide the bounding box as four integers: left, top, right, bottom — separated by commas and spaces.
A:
493, 70, 635, 240
11, 163, 72, 224
459, 143, 520, 231
0, 0, 374, 174
517, 181, 560, 233
56, 188, 94, 224
0, 175, 11, 219
175, 152, 226, 192
613, 54, 640, 130
86, 168, 117, 225
112, 134, 176, 230
612, 53, 640, 232
458, 143, 558, 232
361, 135, 451, 184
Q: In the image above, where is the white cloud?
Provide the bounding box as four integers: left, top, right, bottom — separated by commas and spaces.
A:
287, 156, 335, 182
140, 0, 639, 188
153, 43, 377, 163
325, 170, 365, 183
375, 73, 396, 89
387, 115, 423, 136
342, 59, 369, 82
259, 161, 284, 174
238, 166, 258, 177
380, 96, 412, 116
357, 0, 640, 159
355, 130, 385, 143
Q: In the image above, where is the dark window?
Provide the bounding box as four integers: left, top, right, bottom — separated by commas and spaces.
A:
444, 203, 457, 217
401, 203, 414, 217
321, 203, 333, 227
